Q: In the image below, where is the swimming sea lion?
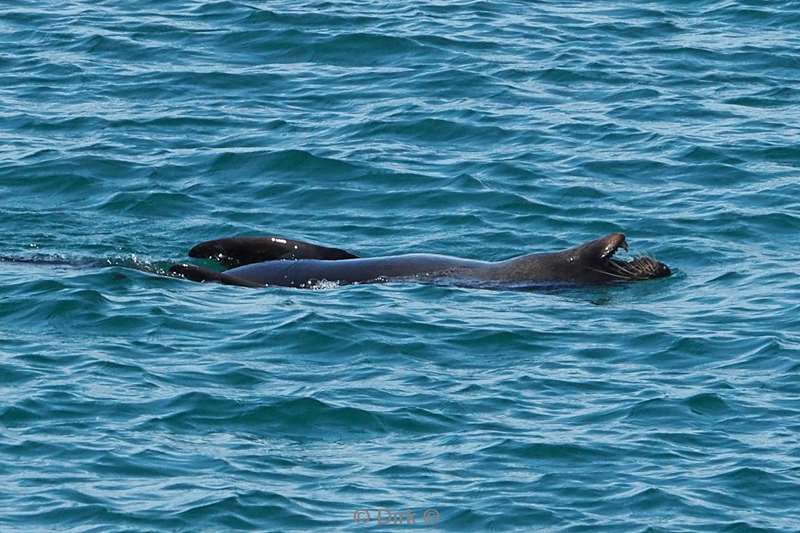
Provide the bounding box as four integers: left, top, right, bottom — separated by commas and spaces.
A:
169, 232, 671, 289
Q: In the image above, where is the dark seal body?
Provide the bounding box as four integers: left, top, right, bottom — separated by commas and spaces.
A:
224, 253, 488, 287
169, 232, 671, 289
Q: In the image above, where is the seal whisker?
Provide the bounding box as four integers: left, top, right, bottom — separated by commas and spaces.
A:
588, 265, 630, 280
610, 260, 636, 277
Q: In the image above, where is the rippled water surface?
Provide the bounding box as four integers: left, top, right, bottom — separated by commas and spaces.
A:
2, 1, 800, 531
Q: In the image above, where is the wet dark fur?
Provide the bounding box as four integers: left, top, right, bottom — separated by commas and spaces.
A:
169, 233, 670, 289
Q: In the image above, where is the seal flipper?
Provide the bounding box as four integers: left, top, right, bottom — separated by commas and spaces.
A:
188, 236, 358, 268
169, 263, 265, 288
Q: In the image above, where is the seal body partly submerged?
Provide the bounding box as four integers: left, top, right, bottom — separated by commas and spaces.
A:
169, 233, 670, 289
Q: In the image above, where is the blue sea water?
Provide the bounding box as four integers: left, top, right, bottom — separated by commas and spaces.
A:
1, 0, 800, 531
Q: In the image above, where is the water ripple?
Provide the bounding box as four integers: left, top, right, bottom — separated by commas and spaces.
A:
2, 0, 800, 531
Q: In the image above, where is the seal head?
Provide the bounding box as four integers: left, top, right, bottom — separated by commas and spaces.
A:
563, 232, 670, 282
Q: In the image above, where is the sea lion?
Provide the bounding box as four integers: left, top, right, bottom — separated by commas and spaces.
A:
169, 232, 671, 289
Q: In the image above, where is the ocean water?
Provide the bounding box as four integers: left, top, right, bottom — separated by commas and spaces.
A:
1, 0, 799, 531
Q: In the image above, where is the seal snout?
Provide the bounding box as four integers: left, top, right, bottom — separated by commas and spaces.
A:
587, 233, 672, 282
633, 256, 671, 278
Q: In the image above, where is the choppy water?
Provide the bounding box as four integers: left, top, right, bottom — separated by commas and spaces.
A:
2, 1, 800, 531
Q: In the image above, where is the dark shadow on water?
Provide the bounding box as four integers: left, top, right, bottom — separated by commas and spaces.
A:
0, 253, 174, 277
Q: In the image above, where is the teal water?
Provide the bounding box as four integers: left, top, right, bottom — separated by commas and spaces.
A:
2, 1, 800, 531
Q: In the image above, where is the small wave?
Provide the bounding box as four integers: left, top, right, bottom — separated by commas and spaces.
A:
209, 149, 363, 179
